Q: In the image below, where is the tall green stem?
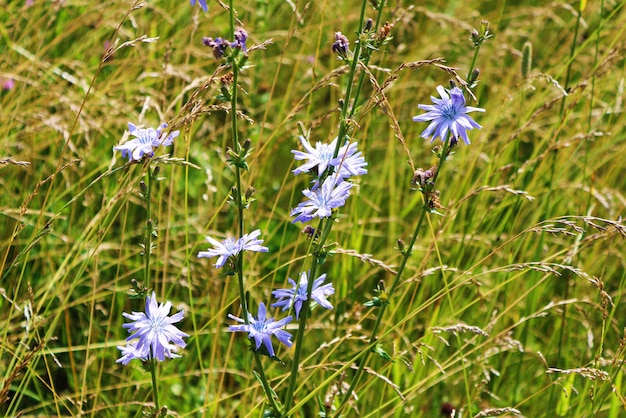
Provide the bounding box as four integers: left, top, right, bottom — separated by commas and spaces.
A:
283, 1, 386, 414
347, 0, 385, 119
143, 166, 153, 290
226, 1, 278, 412
283, 1, 376, 413
149, 357, 160, 410
334, 140, 452, 416
231, 60, 249, 319
282, 219, 327, 414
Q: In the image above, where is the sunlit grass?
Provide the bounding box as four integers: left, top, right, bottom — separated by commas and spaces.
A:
1, 0, 625, 416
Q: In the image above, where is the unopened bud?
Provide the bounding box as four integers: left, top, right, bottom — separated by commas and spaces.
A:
364, 18, 373, 32
245, 186, 256, 200
331, 32, 350, 59
468, 68, 480, 85
470, 28, 480, 44
242, 138, 252, 153
303, 225, 316, 238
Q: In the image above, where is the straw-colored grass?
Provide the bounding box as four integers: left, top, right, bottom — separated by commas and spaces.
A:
1, 0, 625, 416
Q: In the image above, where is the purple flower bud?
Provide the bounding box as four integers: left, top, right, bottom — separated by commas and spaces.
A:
233, 28, 248, 52
202, 37, 229, 60
331, 32, 350, 58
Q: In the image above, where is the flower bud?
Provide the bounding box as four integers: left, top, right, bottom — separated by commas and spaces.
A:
233, 28, 248, 52
331, 32, 350, 59
203, 37, 229, 59
364, 18, 373, 32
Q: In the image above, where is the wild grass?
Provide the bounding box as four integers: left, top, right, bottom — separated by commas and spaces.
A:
1, 0, 625, 417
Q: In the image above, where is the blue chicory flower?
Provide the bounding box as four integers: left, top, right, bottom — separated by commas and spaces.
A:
228, 302, 293, 358
190, 0, 208, 12
117, 292, 189, 365
412, 85, 485, 145
291, 177, 353, 223
271, 271, 335, 319
114, 122, 179, 162
292, 136, 367, 181
116, 340, 146, 365
197, 229, 268, 268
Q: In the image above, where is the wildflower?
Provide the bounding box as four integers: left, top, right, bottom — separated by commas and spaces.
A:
292, 136, 367, 180
114, 122, 179, 162
232, 28, 248, 52
228, 302, 293, 358
197, 229, 268, 268
116, 340, 146, 365
190, 0, 208, 12
291, 177, 353, 223
202, 37, 229, 60
412, 86, 485, 145
332, 32, 350, 58
334, 141, 368, 179
272, 272, 335, 319
117, 292, 189, 364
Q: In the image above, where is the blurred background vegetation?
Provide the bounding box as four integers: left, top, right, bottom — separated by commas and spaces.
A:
1, 0, 625, 416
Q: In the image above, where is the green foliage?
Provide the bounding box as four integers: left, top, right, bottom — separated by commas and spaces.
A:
1, 0, 625, 417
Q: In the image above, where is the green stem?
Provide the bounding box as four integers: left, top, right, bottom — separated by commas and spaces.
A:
334, 140, 452, 416
226, 2, 278, 412
347, 0, 385, 119
144, 165, 153, 290
228, 0, 235, 38
333, 54, 359, 156
466, 46, 481, 83
329, 0, 367, 162
149, 357, 160, 410
232, 59, 248, 319
254, 353, 282, 414
283, 1, 383, 413
282, 219, 327, 415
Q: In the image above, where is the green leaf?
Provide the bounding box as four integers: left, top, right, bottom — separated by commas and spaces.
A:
372, 343, 393, 362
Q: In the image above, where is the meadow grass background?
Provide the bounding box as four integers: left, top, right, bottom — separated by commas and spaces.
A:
1, 0, 626, 416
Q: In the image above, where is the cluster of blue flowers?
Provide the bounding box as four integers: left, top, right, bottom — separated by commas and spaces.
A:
291, 135, 367, 223
112, 16, 485, 366
195, 228, 336, 356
